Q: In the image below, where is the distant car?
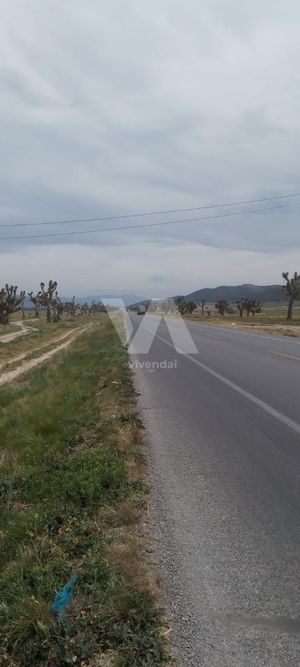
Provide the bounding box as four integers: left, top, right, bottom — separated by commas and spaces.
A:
137, 305, 146, 315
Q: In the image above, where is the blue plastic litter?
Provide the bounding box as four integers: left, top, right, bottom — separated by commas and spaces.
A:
51, 575, 78, 615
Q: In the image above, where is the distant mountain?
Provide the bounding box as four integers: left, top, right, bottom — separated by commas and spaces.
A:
185, 284, 287, 304
129, 284, 289, 309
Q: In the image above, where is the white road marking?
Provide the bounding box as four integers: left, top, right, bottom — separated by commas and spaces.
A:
271, 350, 300, 362
207, 334, 223, 340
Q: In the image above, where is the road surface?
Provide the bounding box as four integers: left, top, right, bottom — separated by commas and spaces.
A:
128, 313, 300, 666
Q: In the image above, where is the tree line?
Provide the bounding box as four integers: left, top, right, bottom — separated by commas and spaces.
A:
1, 271, 299, 326
215, 298, 262, 317
0, 280, 106, 325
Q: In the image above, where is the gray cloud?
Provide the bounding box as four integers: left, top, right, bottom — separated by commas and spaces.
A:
0, 0, 299, 295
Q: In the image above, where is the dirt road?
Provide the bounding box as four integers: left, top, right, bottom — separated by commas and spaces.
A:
0, 324, 93, 387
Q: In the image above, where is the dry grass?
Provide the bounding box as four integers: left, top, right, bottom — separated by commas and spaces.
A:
107, 423, 140, 451
183, 306, 300, 330
82, 651, 118, 667
115, 499, 142, 526
107, 531, 147, 591
126, 455, 145, 481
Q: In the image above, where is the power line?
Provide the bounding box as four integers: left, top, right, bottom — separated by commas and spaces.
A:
0, 192, 299, 228
1, 201, 299, 242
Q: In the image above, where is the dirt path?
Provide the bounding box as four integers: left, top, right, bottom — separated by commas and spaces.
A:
0, 326, 88, 371
0, 321, 38, 344
0, 324, 94, 387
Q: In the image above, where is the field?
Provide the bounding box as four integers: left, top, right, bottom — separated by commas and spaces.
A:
0, 314, 169, 667
0, 314, 90, 364
183, 305, 300, 335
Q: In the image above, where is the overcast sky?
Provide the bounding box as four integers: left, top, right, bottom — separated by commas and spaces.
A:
1, 0, 300, 297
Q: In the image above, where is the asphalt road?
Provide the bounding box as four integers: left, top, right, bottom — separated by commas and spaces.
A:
128, 313, 300, 666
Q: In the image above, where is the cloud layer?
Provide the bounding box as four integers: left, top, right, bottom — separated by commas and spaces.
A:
1, 1, 299, 295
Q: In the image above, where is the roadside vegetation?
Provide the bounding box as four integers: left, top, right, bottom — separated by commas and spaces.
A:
0, 279, 106, 327
0, 276, 108, 370
166, 305, 300, 334
187, 308, 300, 335
0, 316, 169, 667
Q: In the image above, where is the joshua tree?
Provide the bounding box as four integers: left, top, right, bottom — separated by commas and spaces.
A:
148, 301, 157, 313
0, 284, 23, 324
237, 299, 246, 317
37, 280, 58, 322
174, 296, 187, 316
282, 272, 300, 320
52, 291, 64, 322
215, 299, 229, 316
174, 296, 196, 316
28, 291, 40, 318
250, 300, 262, 316
238, 298, 262, 317
70, 296, 76, 317
90, 300, 106, 315
161, 299, 172, 315
64, 297, 77, 318
200, 299, 206, 316
20, 290, 26, 319
79, 302, 90, 316
185, 300, 197, 315
244, 298, 253, 317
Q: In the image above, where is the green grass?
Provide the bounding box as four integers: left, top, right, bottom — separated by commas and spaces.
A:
0, 318, 168, 667
183, 306, 300, 328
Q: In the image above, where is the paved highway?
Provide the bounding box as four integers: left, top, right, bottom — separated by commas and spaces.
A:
129, 313, 300, 666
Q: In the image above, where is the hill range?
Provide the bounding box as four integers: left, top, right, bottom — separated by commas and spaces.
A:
131, 284, 289, 308
185, 283, 287, 304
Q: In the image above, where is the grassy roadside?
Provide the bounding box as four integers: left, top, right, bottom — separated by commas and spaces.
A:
0, 316, 169, 667
160, 308, 300, 336
188, 306, 300, 325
